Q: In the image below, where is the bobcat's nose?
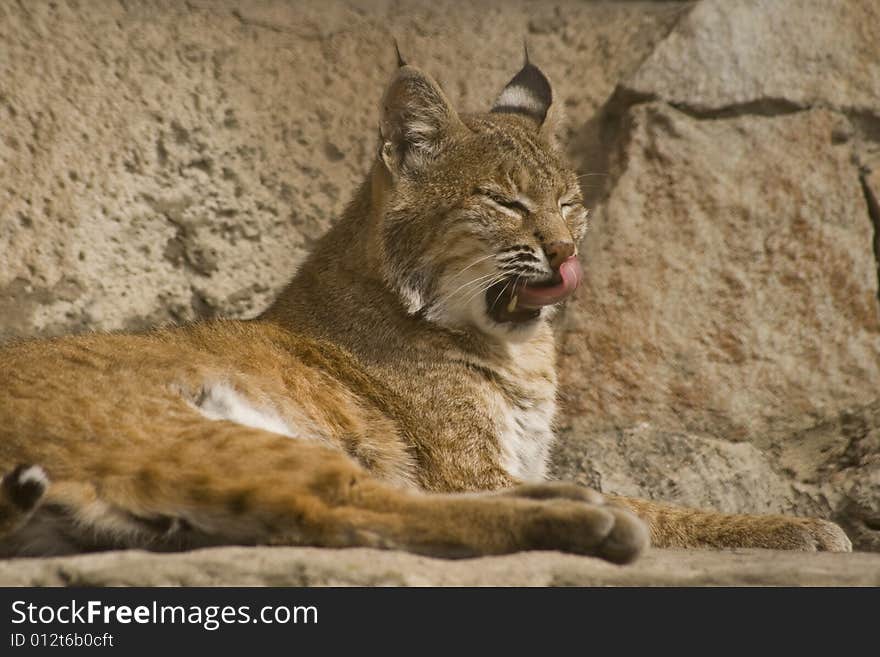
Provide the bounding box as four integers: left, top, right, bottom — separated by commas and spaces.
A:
543, 240, 575, 270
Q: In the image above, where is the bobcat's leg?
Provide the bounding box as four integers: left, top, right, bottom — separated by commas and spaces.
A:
609, 495, 852, 552
1, 424, 647, 563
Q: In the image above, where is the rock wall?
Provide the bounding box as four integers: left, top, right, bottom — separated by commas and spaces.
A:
1, 0, 878, 559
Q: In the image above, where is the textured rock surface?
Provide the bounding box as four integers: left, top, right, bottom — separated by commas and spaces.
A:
558, 105, 879, 442
626, 0, 880, 115
1, 546, 879, 587
1, 0, 879, 583
552, 426, 800, 515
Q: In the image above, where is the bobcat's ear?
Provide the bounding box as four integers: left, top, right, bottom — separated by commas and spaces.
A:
491, 56, 553, 126
378, 66, 464, 176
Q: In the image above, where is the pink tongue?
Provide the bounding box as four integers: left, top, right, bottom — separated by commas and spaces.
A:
517, 256, 583, 309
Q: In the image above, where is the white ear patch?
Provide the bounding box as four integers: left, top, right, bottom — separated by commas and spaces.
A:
493, 85, 544, 115
194, 383, 295, 439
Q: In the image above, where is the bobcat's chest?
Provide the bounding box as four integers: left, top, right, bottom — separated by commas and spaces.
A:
490, 389, 557, 482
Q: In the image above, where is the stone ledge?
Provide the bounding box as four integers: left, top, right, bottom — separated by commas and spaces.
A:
1, 547, 878, 587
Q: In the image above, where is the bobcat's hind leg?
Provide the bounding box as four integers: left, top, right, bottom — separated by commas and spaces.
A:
609, 495, 852, 552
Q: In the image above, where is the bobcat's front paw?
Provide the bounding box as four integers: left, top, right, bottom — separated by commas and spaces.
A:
495, 482, 649, 562
525, 501, 649, 564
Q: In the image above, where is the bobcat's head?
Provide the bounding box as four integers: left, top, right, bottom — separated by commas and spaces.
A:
372, 55, 588, 342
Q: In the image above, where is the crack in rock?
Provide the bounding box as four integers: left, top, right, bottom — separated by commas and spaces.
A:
859, 174, 880, 306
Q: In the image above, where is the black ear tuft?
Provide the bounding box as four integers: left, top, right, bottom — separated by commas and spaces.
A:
393, 38, 406, 68
491, 61, 553, 124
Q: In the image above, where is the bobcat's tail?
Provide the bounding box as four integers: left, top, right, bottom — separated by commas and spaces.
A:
0, 464, 48, 537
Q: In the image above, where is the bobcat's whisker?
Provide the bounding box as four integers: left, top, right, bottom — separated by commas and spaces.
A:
460, 274, 509, 305
435, 271, 504, 308
445, 253, 497, 284
491, 279, 514, 309
462, 273, 510, 306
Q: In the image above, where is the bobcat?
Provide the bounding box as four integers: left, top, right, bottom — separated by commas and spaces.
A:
0, 54, 850, 564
